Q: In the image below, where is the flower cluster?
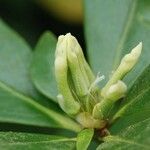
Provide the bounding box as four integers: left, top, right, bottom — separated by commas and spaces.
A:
55, 33, 142, 128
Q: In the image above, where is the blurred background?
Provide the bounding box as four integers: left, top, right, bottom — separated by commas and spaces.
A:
0, 0, 85, 48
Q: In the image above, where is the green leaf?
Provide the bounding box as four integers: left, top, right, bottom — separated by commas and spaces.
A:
31, 32, 58, 102
0, 132, 76, 150
76, 128, 94, 150
0, 19, 82, 132
110, 64, 150, 133
0, 81, 81, 132
84, 0, 150, 87
97, 118, 150, 150
0, 19, 57, 112
0, 19, 41, 100
0, 19, 63, 122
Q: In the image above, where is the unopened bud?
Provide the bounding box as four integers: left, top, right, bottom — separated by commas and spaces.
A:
55, 36, 80, 115
67, 36, 88, 96
119, 42, 142, 74
66, 33, 95, 83
93, 81, 127, 119
105, 80, 127, 101
101, 42, 142, 97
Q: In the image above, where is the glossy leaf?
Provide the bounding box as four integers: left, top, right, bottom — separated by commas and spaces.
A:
31, 32, 58, 102
84, 0, 150, 87
76, 128, 94, 150
97, 118, 150, 150
0, 132, 76, 150
109, 64, 150, 133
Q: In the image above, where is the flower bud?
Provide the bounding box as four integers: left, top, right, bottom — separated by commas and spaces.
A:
67, 33, 95, 83
55, 36, 80, 115
105, 80, 127, 101
67, 33, 89, 97
65, 33, 96, 111
93, 81, 127, 119
55, 33, 98, 113
101, 42, 142, 97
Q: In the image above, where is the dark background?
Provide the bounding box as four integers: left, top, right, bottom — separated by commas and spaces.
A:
0, 0, 85, 48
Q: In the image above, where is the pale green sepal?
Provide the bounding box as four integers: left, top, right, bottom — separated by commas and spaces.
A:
76, 112, 106, 129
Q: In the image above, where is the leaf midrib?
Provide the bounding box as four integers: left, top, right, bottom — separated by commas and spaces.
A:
103, 135, 149, 149
0, 81, 81, 132
113, 0, 137, 69
0, 138, 76, 145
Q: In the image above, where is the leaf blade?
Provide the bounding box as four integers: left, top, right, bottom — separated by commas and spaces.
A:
31, 32, 58, 102
84, 0, 133, 76
84, 0, 150, 87
0, 81, 81, 132
97, 118, 150, 150
0, 19, 81, 132
0, 132, 76, 150
110, 64, 150, 133
76, 128, 94, 150
0, 19, 39, 100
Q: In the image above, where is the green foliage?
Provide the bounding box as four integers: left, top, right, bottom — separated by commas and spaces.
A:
84, 0, 150, 87
84, 0, 150, 149
110, 64, 150, 133
97, 118, 150, 150
31, 32, 58, 102
0, 19, 81, 132
0, 0, 150, 149
77, 129, 94, 150
0, 132, 76, 150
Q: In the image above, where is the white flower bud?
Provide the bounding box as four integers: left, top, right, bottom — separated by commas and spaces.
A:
66, 33, 89, 97
119, 42, 142, 73
105, 80, 127, 101
66, 33, 95, 83
55, 33, 97, 113
55, 35, 80, 115
101, 42, 142, 97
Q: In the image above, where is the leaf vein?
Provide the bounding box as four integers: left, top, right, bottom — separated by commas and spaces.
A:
104, 135, 149, 149
0, 138, 76, 146
113, 0, 138, 69
112, 85, 150, 120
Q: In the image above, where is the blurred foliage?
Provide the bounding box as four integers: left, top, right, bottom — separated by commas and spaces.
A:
0, 0, 84, 48
36, 0, 83, 24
